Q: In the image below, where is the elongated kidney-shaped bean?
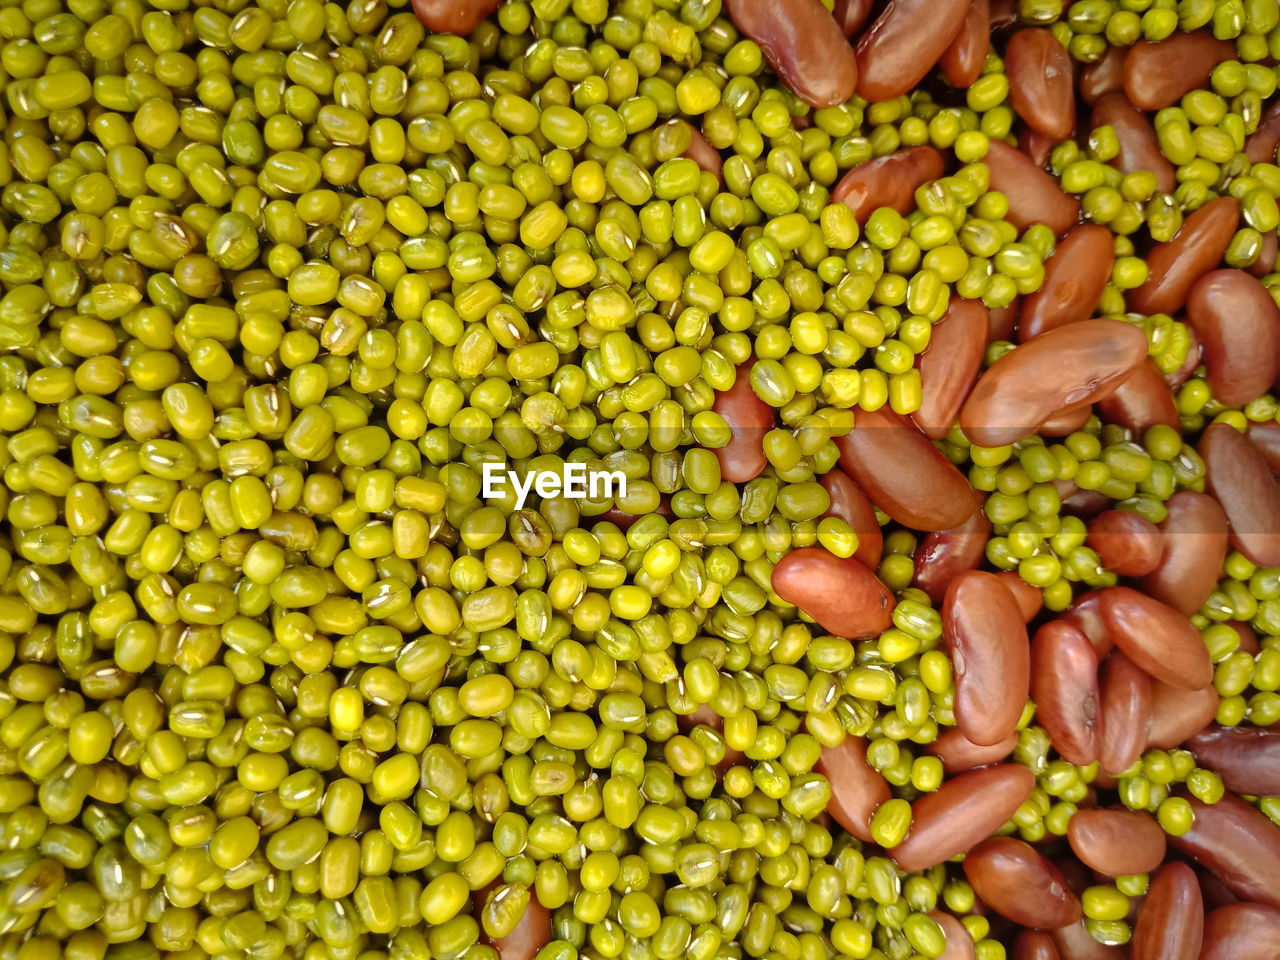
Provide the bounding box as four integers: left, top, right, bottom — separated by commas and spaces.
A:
939, 0, 990, 89
1091, 92, 1176, 195
988, 298, 1020, 342
821, 468, 884, 570
982, 139, 1080, 236
1005, 29, 1074, 138
1012, 932, 1060, 960
914, 297, 989, 440
1246, 100, 1280, 165
835, 407, 977, 530
930, 910, 976, 960
1062, 590, 1113, 658
1247, 419, 1280, 473
960, 319, 1148, 447
994, 571, 1043, 622
712, 362, 772, 483
1038, 403, 1094, 437
1146, 679, 1219, 750
1249, 229, 1279, 278
1199, 903, 1280, 960
1020, 126, 1061, 168
1132, 862, 1202, 960
1187, 269, 1280, 407
477, 886, 551, 960
772, 547, 895, 640
814, 735, 890, 842
962, 837, 1082, 929
926, 727, 1018, 774
1067, 807, 1166, 876
1140, 491, 1229, 617
943, 571, 1029, 746
1128, 196, 1240, 316
1097, 359, 1180, 436
1123, 33, 1235, 110
1169, 791, 1280, 909
1098, 586, 1212, 690
912, 490, 990, 604
1202, 423, 1280, 567
889, 764, 1036, 872
855, 0, 969, 101
1187, 725, 1280, 797
1018, 224, 1114, 341
1031, 620, 1100, 766
1097, 650, 1151, 777
411, 0, 499, 33
832, 0, 874, 36
832, 146, 946, 225
1087, 509, 1163, 577
723, 0, 858, 108
1079, 44, 1125, 105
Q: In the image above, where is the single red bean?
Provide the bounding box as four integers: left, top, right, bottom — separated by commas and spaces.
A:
1198, 903, 1280, 960
1201, 422, 1280, 567
1123, 33, 1235, 110
1097, 650, 1151, 777
1186, 725, 1280, 798
814, 735, 890, 843
1165, 326, 1203, 391
1062, 486, 1113, 521
1061, 590, 1113, 658
1187, 269, 1280, 407
1098, 586, 1213, 691
926, 727, 1018, 774
912, 490, 991, 604
889, 764, 1036, 872
1018, 223, 1114, 341
722, 0, 859, 108
1146, 679, 1219, 750
855, 0, 969, 101
1079, 44, 1126, 105
1140, 491, 1229, 617
943, 571, 1030, 747
1244, 99, 1280, 165
1247, 229, 1279, 278
820, 468, 885, 570
1132, 862, 1203, 960
1096, 359, 1181, 436
1087, 509, 1164, 577
832, 146, 947, 225
1128, 196, 1241, 316
930, 910, 977, 960
1019, 125, 1063, 168
681, 122, 723, 182
1013, 932, 1061, 960
939, 0, 990, 89
982, 138, 1081, 236
1226, 620, 1260, 655
1067, 808, 1167, 876
988, 0, 1018, 30
960, 318, 1149, 447
1168, 791, 1280, 909
712, 362, 772, 483
988, 297, 1020, 341
835, 406, 978, 530
1051, 920, 1129, 960
914, 297, 989, 440
1005, 29, 1075, 139
1031, 620, 1101, 766
1038, 403, 1095, 437
771, 547, 896, 640
1246, 419, 1280, 473
994, 571, 1043, 622
477, 886, 551, 960
832, 0, 874, 37
962, 837, 1083, 929
1091, 92, 1177, 195
411, 0, 499, 33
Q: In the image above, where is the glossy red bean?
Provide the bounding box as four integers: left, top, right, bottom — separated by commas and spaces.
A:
1145, 679, 1219, 750
1005, 29, 1075, 138
939, 0, 990, 89
1244, 99, 1280, 165
960, 319, 1149, 447
912, 490, 991, 604
832, 146, 947, 225
1038, 403, 1096, 437
1061, 590, 1114, 659
1246, 419, 1280, 473
814, 735, 890, 843
988, 298, 1020, 341
1226, 620, 1260, 655
943, 571, 1030, 746
410, 0, 500, 33
1140, 491, 1230, 617
1031, 620, 1101, 766
835, 406, 978, 530
1097, 359, 1181, 436
478, 888, 551, 960
962, 837, 1083, 929
982, 138, 1081, 236
914, 297, 989, 440
1018, 224, 1115, 341
1062, 487, 1113, 520
1079, 45, 1126, 105
723, 0, 859, 108
1132, 862, 1202, 960
832, 0, 874, 36
1123, 33, 1235, 110
930, 910, 977, 960
1013, 932, 1061, 960
1097, 650, 1151, 777
712, 362, 772, 483
1186, 725, 1280, 797
889, 764, 1036, 872
1168, 791, 1280, 909
988, 0, 1018, 30
1098, 586, 1213, 691
1187, 269, 1280, 407
926, 727, 1018, 774
1201, 422, 1280, 567
820, 468, 884, 570
855, 0, 969, 101
1091, 92, 1177, 195
1067, 808, 1167, 876
1247, 229, 1279, 278
771, 547, 896, 640
1087, 510, 1164, 577
1198, 903, 1280, 960
994, 571, 1043, 622
1128, 196, 1241, 316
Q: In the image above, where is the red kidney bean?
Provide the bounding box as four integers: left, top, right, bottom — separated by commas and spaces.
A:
477, 886, 551, 960
930, 910, 977, 960
832, 146, 947, 225
1098, 586, 1213, 690
982, 138, 1081, 237
1201, 422, 1280, 567
1096, 359, 1181, 436
960, 319, 1149, 447
771, 547, 895, 640
1140, 491, 1229, 617
1051, 920, 1129, 960
1018, 224, 1114, 342
832, 0, 874, 37
1227, 620, 1260, 655
988, 0, 1018, 30
889, 764, 1036, 872
943, 571, 1030, 746
963, 837, 1083, 929
835, 406, 978, 530
1005, 29, 1075, 139
1123, 33, 1235, 110
1079, 44, 1126, 105
814, 734, 890, 843
1246, 419, 1280, 473
1164, 326, 1203, 391
914, 297, 989, 440
1187, 725, 1280, 797
939, 0, 990, 89
1020, 125, 1063, 168
1061, 590, 1113, 658
682, 122, 723, 182
1168, 791, 1280, 909
912, 490, 991, 604
995, 571, 1043, 622
1132, 862, 1202, 960
1062, 487, 1113, 521
1187, 269, 1280, 407
1197, 869, 1239, 912
1091, 92, 1177, 196
1067, 808, 1167, 876
1013, 932, 1061, 960
1245, 100, 1280, 165
988, 298, 1020, 341
411, 0, 499, 33
712, 362, 772, 483
1146, 679, 1219, 750
1247, 229, 1279, 278
1038, 403, 1096, 437
1087, 510, 1164, 577
1128, 196, 1241, 316
821, 468, 885, 570
926, 727, 1018, 774
1031, 620, 1101, 766
723, 0, 859, 108
1097, 650, 1151, 777
855, 0, 969, 101
1199, 903, 1280, 960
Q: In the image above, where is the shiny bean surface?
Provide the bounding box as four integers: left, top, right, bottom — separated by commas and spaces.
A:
1132, 862, 1202, 960
914, 298, 989, 440
1187, 270, 1280, 408
1128, 197, 1240, 316
1096, 359, 1181, 436
771, 547, 896, 640
1091, 92, 1176, 195
1098, 586, 1213, 691
1201, 423, 1280, 568
962, 837, 1083, 929
1018, 224, 1114, 342
814, 735, 891, 842
1198, 904, 1280, 960
832, 146, 947, 225
1030, 620, 1100, 766
1186, 725, 1280, 798
1168, 791, 1280, 909
1066, 808, 1167, 877
913, 490, 991, 604
982, 139, 1081, 237
712, 362, 773, 483
821, 467, 885, 570
855, 0, 970, 101
1140, 491, 1230, 617
1005, 29, 1074, 139
1097, 651, 1152, 777
723, 0, 859, 108
939, 0, 990, 89
1087, 510, 1164, 577
1123, 33, 1235, 110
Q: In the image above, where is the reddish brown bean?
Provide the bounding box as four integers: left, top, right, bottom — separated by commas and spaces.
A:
988, 0, 1018, 30
1245, 100, 1280, 166
855, 0, 969, 101
1198, 869, 1240, 912
820, 468, 884, 570
1013, 932, 1061, 960
1128, 196, 1241, 316
1168, 791, 1280, 909
832, 146, 947, 225
478, 887, 551, 960
722, 0, 858, 108
410, 0, 499, 33
1005, 29, 1074, 139
1246, 419, 1280, 473
1247, 229, 1279, 278
1018, 224, 1115, 341
1031, 620, 1101, 766
991, 575, 1040, 624
889, 764, 1036, 872
943, 571, 1030, 746
1226, 620, 1260, 655
712, 362, 772, 483
1098, 586, 1213, 690
1038, 403, 1095, 436
1062, 486, 1113, 520
1199, 903, 1280, 960
835, 406, 978, 530
962, 837, 1082, 929
1087, 510, 1164, 577
1079, 45, 1126, 105
930, 910, 977, 960
814, 735, 890, 843
682, 123, 723, 183
1091, 92, 1177, 195
771, 547, 895, 639
1062, 590, 1114, 658
988, 298, 1020, 341
912, 490, 991, 604
1051, 920, 1129, 960
1132, 862, 1202, 960
982, 138, 1081, 236
1067, 808, 1167, 876
1201, 422, 1280, 567
1186, 725, 1280, 797
960, 319, 1149, 447
939, 0, 990, 89
1096, 359, 1181, 436
832, 0, 874, 36
1140, 491, 1230, 617
1145, 679, 1219, 750
1187, 269, 1280, 407
1123, 33, 1235, 110
1020, 126, 1064, 168
1097, 650, 1151, 777
926, 727, 1018, 774
914, 297, 989, 440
